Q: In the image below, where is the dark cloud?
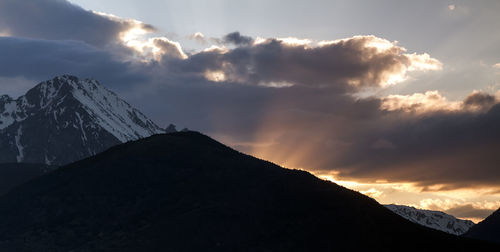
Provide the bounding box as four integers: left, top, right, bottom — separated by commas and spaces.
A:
171, 34, 437, 91
446, 205, 496, 220
152, 38, 187, 59
0, 36, 148, 92
223, 32, 254, 45
463, 91, 496, 110
322, 102, 500, 189
0, 0, 154, 47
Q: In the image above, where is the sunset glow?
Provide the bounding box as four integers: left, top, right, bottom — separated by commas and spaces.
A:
3, 0, 500, 235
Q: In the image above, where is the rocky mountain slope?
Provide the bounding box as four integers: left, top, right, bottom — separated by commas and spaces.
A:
0, 75, 164, 165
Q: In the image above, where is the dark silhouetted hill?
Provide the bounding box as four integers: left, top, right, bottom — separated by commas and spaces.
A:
465, 208, 500, 243
0, 132, 495, 251
0, 163, 53, 195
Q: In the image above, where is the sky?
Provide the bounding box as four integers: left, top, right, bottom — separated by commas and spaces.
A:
1, 0, 500, 222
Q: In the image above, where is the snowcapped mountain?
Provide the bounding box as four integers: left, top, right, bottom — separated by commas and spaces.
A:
385, 204, 474, 235
0, 75, 165, 165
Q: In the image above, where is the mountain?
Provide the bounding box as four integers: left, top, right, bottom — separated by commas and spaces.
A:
465, 208, 500, 243
0, 75, 164, 165
385, 204, 474, 235
0, 163, 54, 196
0, 132, 495, 251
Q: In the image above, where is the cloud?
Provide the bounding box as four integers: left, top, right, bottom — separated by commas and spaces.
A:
0, 76, 36, 98
446, 204, 497, 220
0, 36, 147, 92
222, 32, 254, 45
188, 32, 208, 44
0, 0, 153, 47
360, 188, 384, 198
175, 34, 442, 90
418, 198, 500, 220
327, 97, 500, 189
463, 91, 497, 110
380, 90, 496, 114
405, 53, 443, 71
381, 91, 461, 113
151, 37, 188, 60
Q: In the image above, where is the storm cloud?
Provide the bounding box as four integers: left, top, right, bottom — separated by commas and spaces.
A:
171, 35, 441, 90
222, 32, 254, 45
0, 36, 149, 94
0, 0, 155, 47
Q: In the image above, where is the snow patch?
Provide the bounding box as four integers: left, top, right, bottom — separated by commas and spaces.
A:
385, 204, 474, 235
15, 126, 24, 162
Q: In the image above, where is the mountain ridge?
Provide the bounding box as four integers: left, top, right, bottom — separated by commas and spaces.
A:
0, 132, 495, 251
0, 75, 165, 165
465, 208, 500, 243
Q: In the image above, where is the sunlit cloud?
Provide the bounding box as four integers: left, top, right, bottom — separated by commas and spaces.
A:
381, 90, 498, 114
417, 198, 500, 223
381, 91, 461, 113
360, 188, 384, 198
405, 53, 443, 71
204, 70, 226, 82
418, 198, 500, 212
319, 35, 396, 53
93, 10, 187, 61
188, 32, 207, 44
260, 81, 295, 88
318, 36, 441, 87
314, 170, 500, 222
253, 37, 268, 45
277, 37, 312, 46
195, 34, 442, 89
202, 45, 229, 53
151, 37, 188, 59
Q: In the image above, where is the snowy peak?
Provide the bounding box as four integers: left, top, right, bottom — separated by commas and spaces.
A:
0, 75, 165, 165
28, 75, 164, 142
385, 204, 475, 235
23, 75, 163, 141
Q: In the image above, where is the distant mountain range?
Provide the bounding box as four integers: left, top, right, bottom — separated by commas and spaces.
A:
0, 75, 165, 165
385, 204, 474, 235
0, 132, 495, 251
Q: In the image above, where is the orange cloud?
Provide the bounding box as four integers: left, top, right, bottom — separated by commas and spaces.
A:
381, 90, 498, 114
381, 91, 461, 113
